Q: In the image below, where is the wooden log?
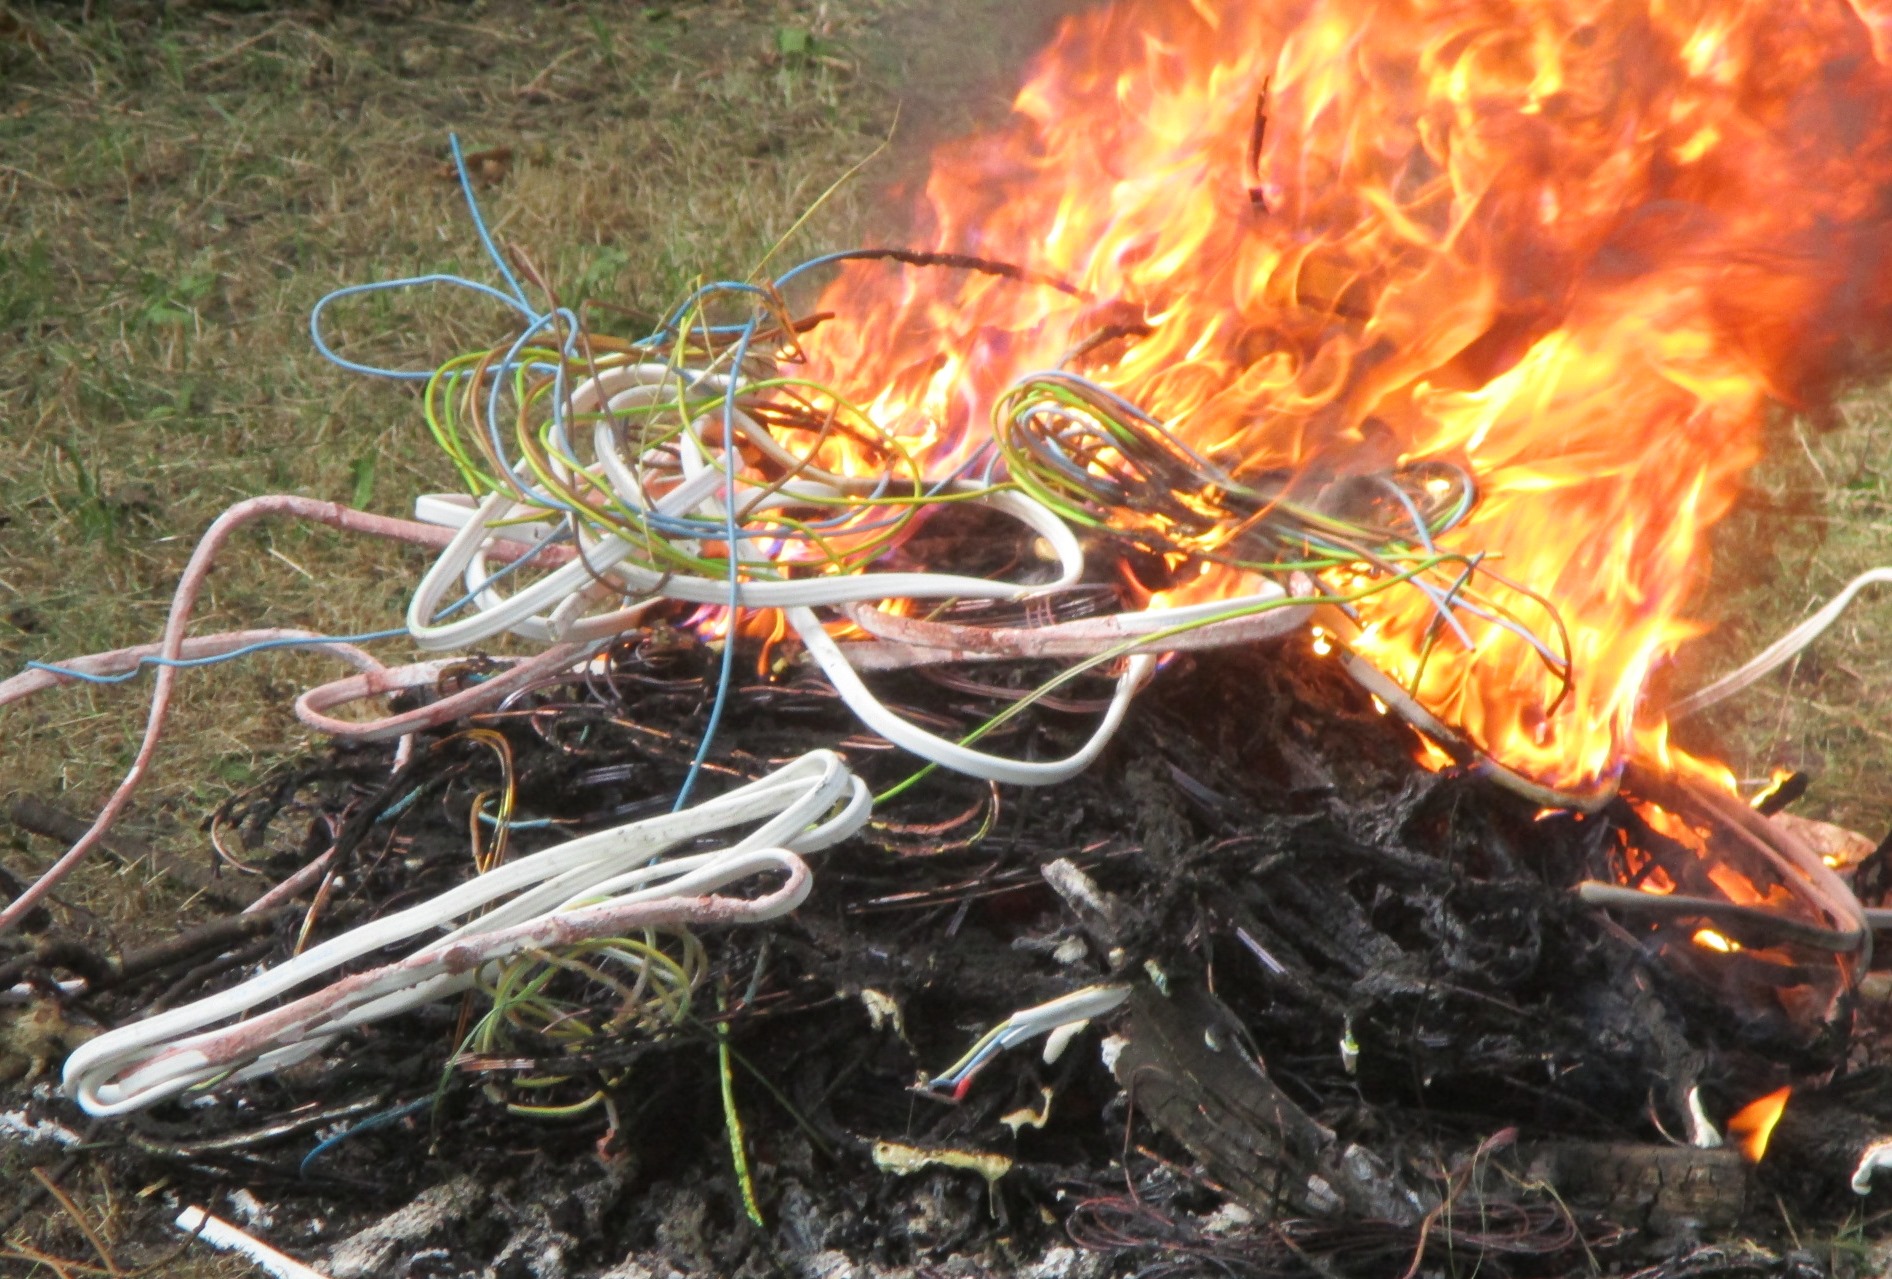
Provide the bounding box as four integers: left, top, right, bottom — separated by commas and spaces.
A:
1109, 978, 1426, 1224
1521, 1142, 1750, 1238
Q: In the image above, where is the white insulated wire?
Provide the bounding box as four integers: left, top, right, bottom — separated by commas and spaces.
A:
791, 605, 1156, 785
63, 751, 869, 1116
928, 983, 1132, 1091
406, 487, 1086, 650
396, 356, 1311, 786
1670, 567, 1892, 719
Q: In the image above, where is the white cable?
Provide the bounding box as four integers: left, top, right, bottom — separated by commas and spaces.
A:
1670, 567, 1892, 719
407, 486, 1085, 651
1854, 1138, 1892, 1194
175, 1207, 333, 1279
842, 578, 1312, 659
63, 751, 869, 1115
402, 356, 1300, 788
789, 604, 1154, 785
929, 984, 1131, 1090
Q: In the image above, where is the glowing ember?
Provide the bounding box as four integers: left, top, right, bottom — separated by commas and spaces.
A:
800, 0, 1892, 793
1749, 768, 1800, 812
1691, 927, 1740, 953
1726, 1085, 1793, 1162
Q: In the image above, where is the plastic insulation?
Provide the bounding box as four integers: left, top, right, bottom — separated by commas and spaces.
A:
1669, 567, 1892, 719
0, 496, 552, 936
1, 629, 387, 707
299, 1096, 432, 1178
174, 1207, 332, 1279
26, 629, 407, 685
678, 307, 761, 810
293, 644, 599, 742
63, 751, 868, 1114
789, 605, 1155, 785
927, 984, 1130, 1096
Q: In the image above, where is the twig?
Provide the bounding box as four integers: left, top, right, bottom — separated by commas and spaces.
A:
31, 1169, 123, 1279
8, 796, 245, 907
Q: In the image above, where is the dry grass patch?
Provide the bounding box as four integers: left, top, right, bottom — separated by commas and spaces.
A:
1681, 398, 1892, 833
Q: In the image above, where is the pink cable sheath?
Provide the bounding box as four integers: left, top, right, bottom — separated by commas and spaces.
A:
0, 497, 565, 935
0, 629, 386, 709
79, 862, 811, 1111
835, 599, 1313, 668
292, 643, 593, 740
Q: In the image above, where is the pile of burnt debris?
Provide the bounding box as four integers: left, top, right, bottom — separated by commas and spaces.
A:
4, 634, 1890, 1279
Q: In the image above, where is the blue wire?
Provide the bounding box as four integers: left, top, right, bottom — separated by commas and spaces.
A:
448, 134, 530, 308
21, 529, 573, 688
307, 136, 550, 384
27, 630, 409, 685
309, 275, 538, 382
300, 1096, 433, 1178
483, 307, 586, 497
671, 301, 759, 811
304, 144, 1064, 810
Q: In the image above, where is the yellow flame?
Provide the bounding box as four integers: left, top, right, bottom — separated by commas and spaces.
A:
1726, 1086, 1791, 1163
1748, 768, 1797, 811
799, 0, 1892, 797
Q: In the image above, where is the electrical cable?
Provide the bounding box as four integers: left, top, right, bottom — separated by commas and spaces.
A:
25, 630, 408, 685
1669, 567, 1892, 719
63, 750, 869, 1115
927, 984, 1130, 1098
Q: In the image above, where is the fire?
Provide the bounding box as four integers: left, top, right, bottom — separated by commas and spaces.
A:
1752, 768, 1794, 800
1726, 1085, 1792, 1162
797, 0, 1892, 792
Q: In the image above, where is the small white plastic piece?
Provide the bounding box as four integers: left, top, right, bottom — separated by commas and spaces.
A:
1853, 1139, 1892, 1194
1687, 1086, 1724, 1149
175, 1206, 334, 1279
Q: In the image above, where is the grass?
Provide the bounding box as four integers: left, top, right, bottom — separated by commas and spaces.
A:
1680, 397, 1892, 833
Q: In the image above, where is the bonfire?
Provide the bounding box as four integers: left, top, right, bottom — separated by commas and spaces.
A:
4, 0, 1892, 1274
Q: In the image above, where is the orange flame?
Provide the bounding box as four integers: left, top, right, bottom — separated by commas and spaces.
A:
1727, 1085, 1792, 1162
799, 0, 1892, 791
